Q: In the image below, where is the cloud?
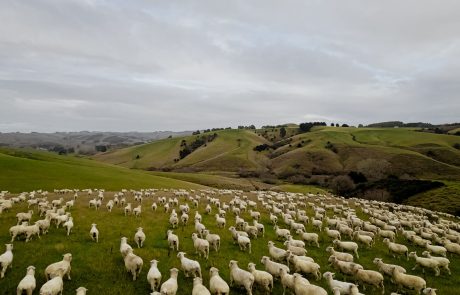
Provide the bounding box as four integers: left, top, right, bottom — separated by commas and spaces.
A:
0, 0, 459, 132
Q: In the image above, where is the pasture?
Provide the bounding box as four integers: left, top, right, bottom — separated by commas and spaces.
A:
1, 189, 459, 294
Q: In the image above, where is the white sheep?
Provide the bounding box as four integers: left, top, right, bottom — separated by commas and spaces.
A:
147, 259, 162, 292
229, 226, 249, 244
296, 229, 319, 247
422, 287, 438, 295
177, 252, 201, 278
63, 217, 74, 236
192, 233, 210, 259
286, 234, 305, 248
350, 264, 384, 294
39, 276, 63, 295
284, 241, 307, 256
279, 268, 295, 295
17, 265, 36, 295
268, 241, 288, 262
76, 287, 88, 295
408, 252, 440, 276
391, 266, 426, 294
16, 210, 34, 224
353, 231, 373, 248
236, 232, 252, 254
169, 214, 178, 228
120, 237, 133, 258
383, 238, 408, 260
124, 203, 132, 216
373, 258, 406, 278
247, 262, 273, 294
167, 230, 179, 252
24, 223, 41, 242
229, 260, 254, 295
274, 226, 291, 240
134, 227, 146, 248
106, 200, 114, 212
160, 268, 179, 295
133, 205, 142, 217
421, 251, 451, 275
203, 230, 220, 252
333, 239, 359, 259
215, 214, 226, 228
209, 267, 230, 295
424, 241, 447, 257
260, 256, 289, 278
124, 248, 143, 281
89, 223, 99, 243
328, 256, 363, 278
288, 253, 321, 281
10, 223, 27, 242
325, 227, 341, 240
195, 220, 206, 238
192, 277, 211, 295
293, 273, 327, 295
323, 271, 357, 295
45, 253, 72, 281
326, 246, 354, 262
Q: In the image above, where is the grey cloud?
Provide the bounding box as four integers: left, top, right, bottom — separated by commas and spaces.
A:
0, 0, 459, 132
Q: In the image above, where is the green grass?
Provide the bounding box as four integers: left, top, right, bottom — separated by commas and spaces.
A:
0, 148, 203, 193
274, 184, 328, 194
1, 191, 459, 294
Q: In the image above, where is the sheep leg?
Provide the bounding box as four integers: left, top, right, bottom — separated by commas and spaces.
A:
412, 264, 418, 271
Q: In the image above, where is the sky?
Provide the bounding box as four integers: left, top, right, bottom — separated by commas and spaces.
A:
1, 0, 459, 132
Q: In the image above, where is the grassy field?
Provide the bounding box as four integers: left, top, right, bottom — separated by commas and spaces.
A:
0, 191, 459, 294
0, 148, 203, 193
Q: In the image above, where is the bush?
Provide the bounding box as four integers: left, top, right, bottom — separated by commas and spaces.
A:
330, 175, 355, 195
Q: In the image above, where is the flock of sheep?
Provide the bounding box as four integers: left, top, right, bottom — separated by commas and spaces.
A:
1, 187, 459, 295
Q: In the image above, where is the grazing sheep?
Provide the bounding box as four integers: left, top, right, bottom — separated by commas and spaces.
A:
192, 233, 210, 259
209, 267, 230, 295
409, 252, 440, 276
274, 226, 291, 240
120, 237, 133, 258
39, 276, 63, 295
247, 262, 273, 294
203, 230, 221, 252
124, 249, 143, 281
391, 266, 426, 294
89, 223, 99, 243
328, 256, 362, 278
424, 241, 447, 257
353, 231, 373, 248
286, 234, 305, 248
325, 227, 341, 240
167, 230, 179, 252
383, 238, 408, 260
16, 210, 33, 225
229, 226, 249, 244
229, 260, 254, 295
160, 268, 179, 295
333, 240, 359, 259
134, 227, 146, 248
192, 277, 211, 295
296, 229, 320, 247
284, 240, 307, 256
76, 287, 88, 295
17, 265, 36, 295
215, 214, 226, 228
268, 241, 288, 262
350, 264, 384, 294
147, 260, 162, 292
177, 252, 201, 278
10, 223, 28, 242
45, 253, 72, 281
293, 273, 327, 295
288, 253, 321, 280
323, 271, 357, 295
326, 246, 354, 262
24, 223, 41, 242
260, 256, 289, 278
421, 251, 451, 275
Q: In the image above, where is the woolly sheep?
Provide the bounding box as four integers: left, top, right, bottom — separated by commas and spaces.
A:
17, 265, 36, 295
147, 259, 162, 292
229, 226, 248, 244
274, 226, 291, 240
39, 276, 63, 295
203, 230, 220, 252
424, 241, 447, 257
372, 258, 406, 278
328, 256, 363, 277
167, 230, 179, 252
89, 223, 99, 243
247, 262, 273, 294
296, 229, 319, 247
120, 237, 133, 258
288, 253, 321, 280
421, 251, 451, 275
279, 268, 295, 295
260, 256, 289, 278
160, 268, 179, 295
0, 244, 13, 279
76, 287, 88, 295
192, 277, 211, 295
134, 227, 146, 248
409, 252, 440, 276
383, 238, 408, 260
192, 233, 210, 259
333, 240, 359, 259
16, 210, 33, 225
229, 260, 254, 295
284, 241, 307, 256
323, 271, 357, 295
195, 220, 206, 238
45, 253, 72, 281
293, 273, 327, 295
268, 241, 288, 262
133, 205, 142, 217
353, 231, 373, 248
209, 267, 230, 295
326, 246, 354, 262
422, 287, 438, 295
63, 217, 73, 236
350, 264, 384, 294
391, 266, 426, 294
124, 248, 143, 281
24, 223, 41, 242
286, 235, 305, 248
325, 227, 341, 240
124, 203, 132, 216
177, 252, 201, 278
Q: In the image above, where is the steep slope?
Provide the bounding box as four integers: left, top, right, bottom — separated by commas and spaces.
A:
0, 148, 203, 192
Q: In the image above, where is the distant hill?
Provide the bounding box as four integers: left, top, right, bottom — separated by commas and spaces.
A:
0, 131, 192, 155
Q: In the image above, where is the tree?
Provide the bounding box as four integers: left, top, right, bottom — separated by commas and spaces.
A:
341, 124, 349, 127
335, 123, 339, 127
280, 127, 287, 138
356, 158, 391, 181
358, 124, 364, 128
330, 175, 355, 195
330, 123, 334, 127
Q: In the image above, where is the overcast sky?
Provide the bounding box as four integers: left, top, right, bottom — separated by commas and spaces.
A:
1, 0, 459, 132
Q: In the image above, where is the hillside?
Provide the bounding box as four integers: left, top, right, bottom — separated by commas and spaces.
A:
0, 148, 203, 192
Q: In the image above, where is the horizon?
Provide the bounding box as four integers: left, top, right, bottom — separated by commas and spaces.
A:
1, 1, 459, 132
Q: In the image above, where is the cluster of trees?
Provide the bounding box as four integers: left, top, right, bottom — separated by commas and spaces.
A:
237, 125, 256, 130
178, 133, 218, 159
298, 122, 327, 133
